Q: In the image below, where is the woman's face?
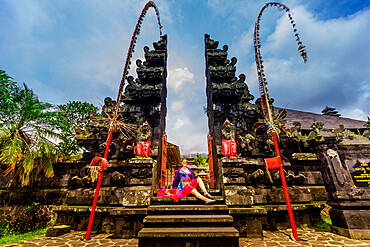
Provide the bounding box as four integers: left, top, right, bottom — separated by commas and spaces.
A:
182, 159, 187, 167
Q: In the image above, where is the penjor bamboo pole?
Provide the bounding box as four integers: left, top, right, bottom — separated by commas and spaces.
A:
84, 1, 162, 240
85, 131, 112, 240
273, 134, 299, 241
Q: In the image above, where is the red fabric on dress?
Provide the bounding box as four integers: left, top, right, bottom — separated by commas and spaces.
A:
157, 179, 198, 202
135, 140, 151, 157
181, 179, 198, 196
222, 138, 237, 159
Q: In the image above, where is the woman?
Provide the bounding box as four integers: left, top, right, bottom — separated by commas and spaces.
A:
163, 159, 215, 204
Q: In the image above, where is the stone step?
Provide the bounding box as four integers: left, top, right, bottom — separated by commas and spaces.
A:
138, 226, 239, 238
143, 214, 233, 227
151, 196, 224, 205
147, 204, 229, 215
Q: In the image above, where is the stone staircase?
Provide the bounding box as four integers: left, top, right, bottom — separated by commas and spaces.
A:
138, 193, 239, 247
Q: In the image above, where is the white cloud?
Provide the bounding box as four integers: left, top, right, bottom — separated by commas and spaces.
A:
341, 108, 368, 121
233, 5, 370, 120
171, 101, 184, 111
174, 118, 186, 129
2, 0, 369, 156
167, 67, 195, 93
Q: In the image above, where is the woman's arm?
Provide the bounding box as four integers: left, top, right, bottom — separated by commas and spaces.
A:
171, 168, 181, 189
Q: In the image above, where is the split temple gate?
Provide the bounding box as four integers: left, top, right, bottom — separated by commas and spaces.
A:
1, 33, 370, 245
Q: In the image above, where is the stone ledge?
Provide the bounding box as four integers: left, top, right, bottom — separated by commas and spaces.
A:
292, 153, 318, 160
138, 227, 239, 238
332, 225, 370, 240
220, 157, 259, 165
53, 206, 147, 215
128, 158, 154, 164
144, 215, 234, 224
229, 207, 267, 215
263, 203, 322, 212
45, 225, 71, 237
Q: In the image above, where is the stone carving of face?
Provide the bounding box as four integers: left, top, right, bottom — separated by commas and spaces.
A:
222, 120, 235, 140
104, 97, 112, 106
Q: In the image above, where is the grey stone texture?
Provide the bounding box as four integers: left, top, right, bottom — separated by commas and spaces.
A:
2, 229, 370, 247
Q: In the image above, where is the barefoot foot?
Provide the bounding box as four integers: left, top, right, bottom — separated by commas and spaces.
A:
203, 192, 213, 199
205, 199, 216, 204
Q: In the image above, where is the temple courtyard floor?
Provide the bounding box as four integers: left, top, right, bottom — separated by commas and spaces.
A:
3, 228, 370, 247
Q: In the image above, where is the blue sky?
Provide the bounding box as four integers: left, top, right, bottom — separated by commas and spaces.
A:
1, 0, 369, 155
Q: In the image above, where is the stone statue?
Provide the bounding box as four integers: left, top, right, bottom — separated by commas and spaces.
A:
135, 121, 152, 158
222, 119, 237, 159
102, 97, 114, 118
244, 169, 265, 184
237, 133, 256, 153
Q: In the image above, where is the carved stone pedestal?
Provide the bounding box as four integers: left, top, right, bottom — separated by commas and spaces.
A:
317, 143, 370, 239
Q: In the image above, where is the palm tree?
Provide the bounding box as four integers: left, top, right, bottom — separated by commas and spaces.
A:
0, 70, 60, 187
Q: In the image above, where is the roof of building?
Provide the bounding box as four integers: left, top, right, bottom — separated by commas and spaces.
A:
187, 164, 207, 170
276, 108, 367, 130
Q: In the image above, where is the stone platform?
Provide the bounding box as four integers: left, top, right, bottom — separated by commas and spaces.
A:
3, 229, 370, 247
138, 203, 239, 247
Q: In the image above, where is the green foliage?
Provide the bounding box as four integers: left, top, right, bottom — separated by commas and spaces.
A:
0, 70, 18, 122
365, 117, 370, 129
24, 202, 41, 215
7, 203, 49, 234
311, 119, 324, 133
0, 202, 52, 245
0, 70, 61, 186
57, 101, 99, 156
0, 219, 7, 238
58, 101, 99, 130
312, 213, 332, 232
0, 226, 49, 245
288, 119, 325, 147
193, 153, 207, 167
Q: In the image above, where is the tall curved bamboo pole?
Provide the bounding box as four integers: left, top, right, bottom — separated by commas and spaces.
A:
253, 2, 308, 242
254, 2, 307, 121
85, 1, 162, 240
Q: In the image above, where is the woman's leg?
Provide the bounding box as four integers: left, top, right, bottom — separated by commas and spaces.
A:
196, 177, 207, 193
197, 177, 213, 198
190, 188, 214, 203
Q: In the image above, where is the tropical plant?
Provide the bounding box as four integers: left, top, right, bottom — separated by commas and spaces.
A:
7, 202, 49, 234
193, 153, 209, 167
0, 70, 60, 186
0, 70, 18, 122
57, 101, 99, 157
365, 117, 370, 130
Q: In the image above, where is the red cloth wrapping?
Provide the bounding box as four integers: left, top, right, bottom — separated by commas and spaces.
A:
265, 156, 282, 172
222, 138, 237, 159
135, 140, 151, 157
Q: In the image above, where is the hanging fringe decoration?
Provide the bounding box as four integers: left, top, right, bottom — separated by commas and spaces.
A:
89, 166, 100, 182
253, 2, 308, 122
89, 156, 108, 182
113, 1, 163, 127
